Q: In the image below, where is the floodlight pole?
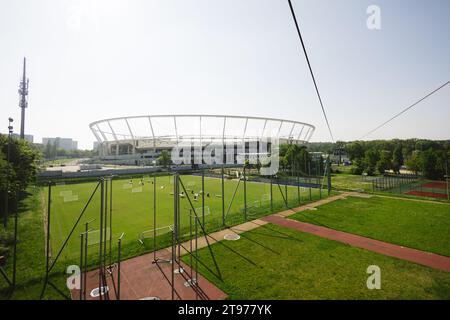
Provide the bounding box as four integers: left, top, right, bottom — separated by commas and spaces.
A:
117, 232, 124, 300
3, 118, 13, 228
40, 182, 52, 299
327, 155, 331, 195
202, 170, 205, 228
445, 158, 449, 201
153, 175, 156, 262
285, 181, 288, 205
83, 220, 91, 300
270, 176, 273, 212
172, 173, 179, 300
221, 165, 225, 226
8, 118, 19, 288
243, 164, 247, 220
109, 176, 113, 267
98, 178, 104, 300
296, 158, 301, 205
79, 232, 84, 300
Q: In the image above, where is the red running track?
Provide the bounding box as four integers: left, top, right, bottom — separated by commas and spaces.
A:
262, 215, 450, 272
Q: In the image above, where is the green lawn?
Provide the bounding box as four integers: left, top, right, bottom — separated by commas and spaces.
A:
1, 174, 328, 300
183, 224, 450, 299
291, 195, 450, 257
331, 174, 375, 192
0, 187, 66, 300
40, 158, 79, 167
46, 174, 327, 264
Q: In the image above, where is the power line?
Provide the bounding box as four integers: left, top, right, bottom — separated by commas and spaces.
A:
361, 81, 450, 139
287, 0, 335, 142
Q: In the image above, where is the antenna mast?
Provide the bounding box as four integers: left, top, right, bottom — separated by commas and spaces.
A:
19, 57, 29, 140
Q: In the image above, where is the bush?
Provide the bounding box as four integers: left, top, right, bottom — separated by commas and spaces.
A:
0, 230, 14, 246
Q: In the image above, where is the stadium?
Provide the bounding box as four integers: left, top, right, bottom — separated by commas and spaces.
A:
90, 115, 316, 166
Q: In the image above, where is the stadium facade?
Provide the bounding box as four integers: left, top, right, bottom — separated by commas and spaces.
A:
90, 115, 315, 166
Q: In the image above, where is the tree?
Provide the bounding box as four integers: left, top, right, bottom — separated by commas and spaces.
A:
346, 141, 364, 161
351, 158, 365, 175
44, 141, 52, 159
0, 135, 40, 217
364, 149, 379, 176
376, 150, 391, 174
405, 151, 421, 175
157, 150, 171, 168
391, 146, 404, 174
51, 141, 58, 159
279, 144, 312, 176
421, 148, 438, 179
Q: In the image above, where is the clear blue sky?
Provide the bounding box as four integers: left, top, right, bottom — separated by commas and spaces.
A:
0, 0, 449, 149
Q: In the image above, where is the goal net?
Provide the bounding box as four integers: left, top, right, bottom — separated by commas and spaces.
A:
86, 227, 111, 246
138, 225, 173, 245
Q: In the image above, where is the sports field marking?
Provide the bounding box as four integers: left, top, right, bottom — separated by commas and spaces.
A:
59, 190, 73, 197
132, 187, 143, 193
63, 194, 79, 202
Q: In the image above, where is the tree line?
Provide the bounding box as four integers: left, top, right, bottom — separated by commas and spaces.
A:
34, 140, 96, 160
279, 143, 324, 176
309, 139, 449, 179
0, 134, 40, 223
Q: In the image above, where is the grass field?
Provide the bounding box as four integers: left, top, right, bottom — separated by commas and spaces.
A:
331, 174, 375, 192
3, 178, 450, 300
0, 187, 66, 300
40, 158, 79, 167
46, 174, 327, 264
183, 223, 450, 299
290, 195, 450, 257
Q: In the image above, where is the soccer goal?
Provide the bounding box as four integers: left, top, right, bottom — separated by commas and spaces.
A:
122, 183, 132, 190
59, 190, 73, 197
86, 227, 111, 246
132, 187, 143, 193
261, 193, 270, 203
187, 181, 196, 187
63, 194, 79, 202
190, 206, 211, 218
186, 181, 196, 191
138, 225, 173, 245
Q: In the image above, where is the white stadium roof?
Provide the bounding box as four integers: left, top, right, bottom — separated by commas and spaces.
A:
90, 115, 315, 144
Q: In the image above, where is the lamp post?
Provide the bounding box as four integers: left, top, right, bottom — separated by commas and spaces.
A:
7, 117, 20, 287
445, 157, 449, 201
3, 118, 13, 227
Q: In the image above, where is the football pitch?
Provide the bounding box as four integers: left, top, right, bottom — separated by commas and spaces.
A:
46, 174, 326, 263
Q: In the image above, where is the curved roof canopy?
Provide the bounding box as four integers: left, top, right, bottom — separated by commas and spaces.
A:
90, 115, 315, 144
